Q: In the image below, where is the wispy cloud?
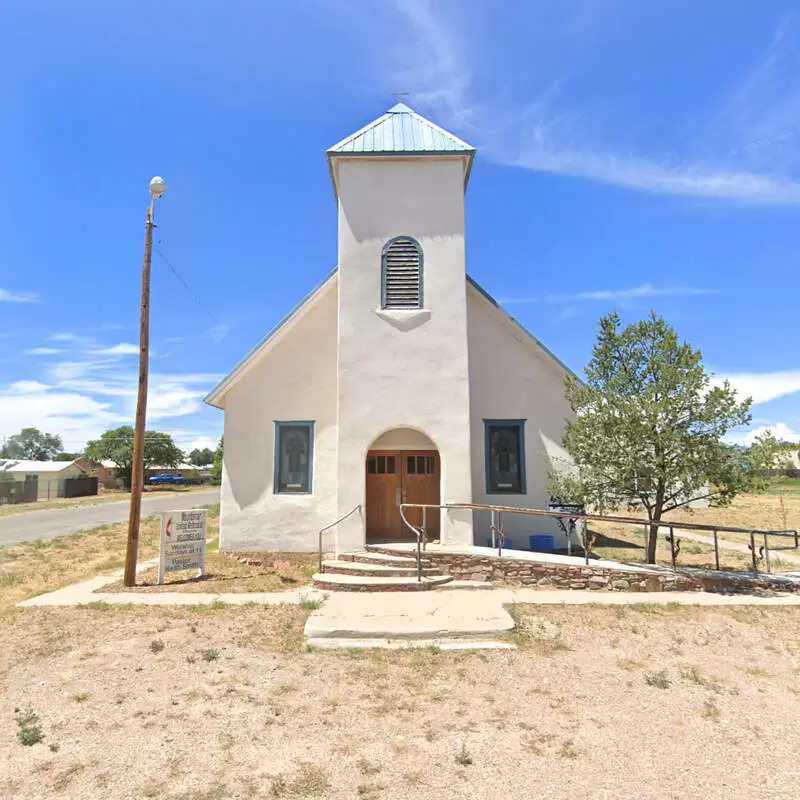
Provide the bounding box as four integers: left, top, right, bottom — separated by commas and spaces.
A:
0, 288, 38, 303
26, 347, 61, 356
381, 3, 800, 205
713, 369, 800, 405
501, 283, 716, 305
92, 343, 139, 356
728, 422, 800, 445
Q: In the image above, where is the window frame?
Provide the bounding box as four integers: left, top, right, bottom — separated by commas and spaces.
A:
381, 235, 424, 310
273, 420, 315, 495
484, 419, 527, 495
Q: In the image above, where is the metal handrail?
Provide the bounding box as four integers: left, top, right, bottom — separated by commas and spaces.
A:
398, 503, 425, 582
318, 504, 361, 571
399, 501, 799, 574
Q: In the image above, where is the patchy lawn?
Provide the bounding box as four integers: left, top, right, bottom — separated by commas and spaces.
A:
1, 602, 798, 799
0, 505, 218, 614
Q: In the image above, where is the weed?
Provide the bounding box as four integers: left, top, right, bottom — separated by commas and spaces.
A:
299, 595, 324, 611
558, 738, 579, 759
357, 758, 382, 776
189, 622, 198, 633
357, 784, 384, 798
454, 742, 473, 766
702, 697, 721, 722
270, 763, 329, 797
53, 761, 87, 791
49, 743, 60, 753
744, 665, 769, 678
617, 657, 646, 671
202, 648, 219, 662
644, 669, 671, 689
69, 691, 89, 703
274, 682, 299, 696
14, 705, 43, 746
149, 639, 165, 653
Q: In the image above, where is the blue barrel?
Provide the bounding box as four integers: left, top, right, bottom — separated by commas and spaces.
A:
529, 534, 554, 552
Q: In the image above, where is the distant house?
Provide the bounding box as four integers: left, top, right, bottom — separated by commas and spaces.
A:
0, 458, 90, 500
93, 460, 123, 489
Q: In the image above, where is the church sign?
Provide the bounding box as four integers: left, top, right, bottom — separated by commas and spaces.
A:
157, 509, 207, 584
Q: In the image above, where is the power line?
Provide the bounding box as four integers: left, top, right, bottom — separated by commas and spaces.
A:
154, 245, 223, 329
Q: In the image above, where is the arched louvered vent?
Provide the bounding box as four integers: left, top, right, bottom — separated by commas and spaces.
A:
381, 236, 423, 309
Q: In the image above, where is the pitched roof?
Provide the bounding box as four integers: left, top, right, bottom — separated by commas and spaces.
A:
327, 103, 476, 156
0, 459, 83, 473
204, 270, 576, 408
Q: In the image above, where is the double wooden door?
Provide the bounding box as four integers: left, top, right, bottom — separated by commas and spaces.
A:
365, 450, 440, 540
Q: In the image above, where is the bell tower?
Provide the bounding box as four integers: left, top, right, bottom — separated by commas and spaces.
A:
327, 104, 477, 550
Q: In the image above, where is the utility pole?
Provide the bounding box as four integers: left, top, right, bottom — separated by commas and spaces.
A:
124, 176, 166, 587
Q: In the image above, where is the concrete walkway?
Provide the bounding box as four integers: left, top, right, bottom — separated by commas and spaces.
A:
18, 563, 800, 652
17, 561, 325, 608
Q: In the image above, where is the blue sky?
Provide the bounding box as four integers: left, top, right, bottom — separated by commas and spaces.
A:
1, 0, 799, 454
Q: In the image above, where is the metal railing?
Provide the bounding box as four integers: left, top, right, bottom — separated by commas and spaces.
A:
398, 503, 427, 582
318, 505, 361, 572
400, 501, 799, 574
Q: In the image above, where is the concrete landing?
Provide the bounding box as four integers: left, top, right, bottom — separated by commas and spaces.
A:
303, 590, 516, 649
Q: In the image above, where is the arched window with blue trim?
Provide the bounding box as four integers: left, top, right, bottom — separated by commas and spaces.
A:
381, 236, 423, 309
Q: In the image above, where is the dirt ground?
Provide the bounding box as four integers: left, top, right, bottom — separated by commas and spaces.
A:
1, 602, 799, 799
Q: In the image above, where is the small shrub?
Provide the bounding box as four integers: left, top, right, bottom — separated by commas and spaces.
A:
149, 639, 165, 653
202, 648, 219, 662
14, 706, 43, 746
49, 742, 60, 753
644, 669, 671, 689
454, 742, 473, 766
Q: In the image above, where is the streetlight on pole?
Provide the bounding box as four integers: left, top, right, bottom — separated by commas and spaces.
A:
123, 176, 167, 587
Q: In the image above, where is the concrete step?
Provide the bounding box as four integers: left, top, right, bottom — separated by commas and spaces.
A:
312, 572, 453, 592
320, 560, 441, 578
339, 551, 432, 569
437, 580, 494, 591
308, 637, 515, 650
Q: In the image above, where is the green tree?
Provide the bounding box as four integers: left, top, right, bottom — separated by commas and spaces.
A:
188, 447, 215, 466
552, 312, 775, 564
1, 427, 63, 460
212, 436, 223, 481
53, 452, 81, 462
84, 426, 183, 488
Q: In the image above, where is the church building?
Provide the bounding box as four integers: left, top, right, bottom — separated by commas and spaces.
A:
205, 104, 576, 554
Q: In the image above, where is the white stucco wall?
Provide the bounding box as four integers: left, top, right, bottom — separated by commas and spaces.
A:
333, 156, 474, 550
466, 284, 576, 550
219, 279, 339, 551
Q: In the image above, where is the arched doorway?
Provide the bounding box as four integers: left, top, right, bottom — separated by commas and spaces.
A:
365, 428, 441, 542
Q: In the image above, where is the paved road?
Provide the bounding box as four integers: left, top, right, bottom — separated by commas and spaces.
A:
0, 489, 220, 547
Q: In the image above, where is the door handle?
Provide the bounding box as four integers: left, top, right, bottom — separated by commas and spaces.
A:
396, 488, 402, 507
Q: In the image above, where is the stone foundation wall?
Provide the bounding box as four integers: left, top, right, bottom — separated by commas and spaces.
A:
398, 550, 800, 593
412, 551, 701, 592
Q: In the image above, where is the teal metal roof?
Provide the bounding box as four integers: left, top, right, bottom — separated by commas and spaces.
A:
327, 103, 476, 156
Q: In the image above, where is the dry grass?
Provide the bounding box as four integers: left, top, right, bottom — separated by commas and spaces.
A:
0, 484, 212, 518
0, 515, 162, 615
588, 490, 800, 571
1, 602, 799, 799
103, 549, 318, 594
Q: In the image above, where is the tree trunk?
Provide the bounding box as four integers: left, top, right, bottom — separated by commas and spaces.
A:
646, 488, 665, 565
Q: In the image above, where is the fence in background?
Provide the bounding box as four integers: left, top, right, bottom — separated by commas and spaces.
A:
0, 476, 98, 505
